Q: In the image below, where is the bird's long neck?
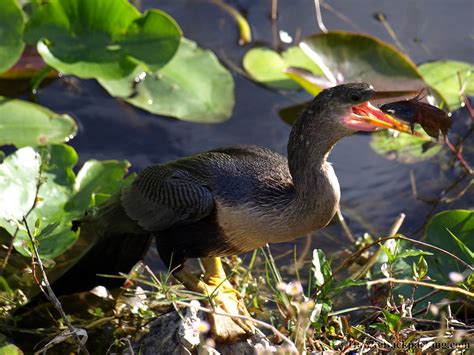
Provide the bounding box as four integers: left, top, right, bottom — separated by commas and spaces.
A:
283, 109, 346, 235
288, 111, 342, 196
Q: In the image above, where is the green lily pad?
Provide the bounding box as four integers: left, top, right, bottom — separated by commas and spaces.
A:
0, 0, 25, 73
418, 60, 474, 111
0, 145, 132, 261
24, 0, 181, 80
243, 46, 324, 90
0, 97, 77, 147
370, 129, 442, 163
283, 67, 328, 95
278, 101, 309, 125
99, 38, 235, 123
301, 31, 424, 91
66, 159, 134, 212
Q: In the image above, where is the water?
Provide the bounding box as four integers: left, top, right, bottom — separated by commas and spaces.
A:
34, 0, 473, 271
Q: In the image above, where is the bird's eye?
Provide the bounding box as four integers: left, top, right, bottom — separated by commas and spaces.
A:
349, 91, 362, 102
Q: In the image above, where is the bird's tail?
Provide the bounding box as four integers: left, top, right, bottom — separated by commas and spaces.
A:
51, 192, 153, 296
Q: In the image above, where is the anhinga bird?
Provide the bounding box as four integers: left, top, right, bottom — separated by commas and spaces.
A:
61, 83, 415, 340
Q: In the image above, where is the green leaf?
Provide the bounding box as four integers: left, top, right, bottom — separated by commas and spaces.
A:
370, 129, 442, 163
65, 159, 133, 213
0, 145, 133, 261
311, 249, 332, 290
426, 210, 474, 264
446, 228, 474, 263
331, 278, 366, 296
0, 147, 41, 225
99, 38, 235, 123
381, 309, 402, 333
0, 145, 78, 259
24, 0, 181, 79
0, 0, 25, 73
396, 249, 433, 260
0, 97, 77, 147
412, 256, 428, 280
243, 46, 324, 90
418, 60, 474, 110
278, 101, 309, 125
425, 210, 474, 283
0, 145, 134, 300
301, 31, 424, 91
0, 340, 23, 355
380, 243, 395, 264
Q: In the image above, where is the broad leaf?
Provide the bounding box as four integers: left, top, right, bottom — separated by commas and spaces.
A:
370, 129, 442, 163
0, 145, 132, 261
426, 210, 474, 270
243, 46, 324, 90
301, 31, 425, 91
99, 38, 235, 122
0, 97, 77, 147
0, 0, 25, 73
418, 60, 474, 110
24, 0, 181, 79
66, 159, 134, 212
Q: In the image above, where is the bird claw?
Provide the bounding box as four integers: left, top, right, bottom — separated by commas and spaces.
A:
203, 280, 255, 341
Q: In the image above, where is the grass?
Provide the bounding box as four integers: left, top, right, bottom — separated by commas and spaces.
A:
0, 208, 472, 353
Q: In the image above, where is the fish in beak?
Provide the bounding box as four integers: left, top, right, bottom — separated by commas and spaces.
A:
344, 90, 420, 134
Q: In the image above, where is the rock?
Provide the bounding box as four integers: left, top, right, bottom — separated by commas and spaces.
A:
127, 301, 278, 354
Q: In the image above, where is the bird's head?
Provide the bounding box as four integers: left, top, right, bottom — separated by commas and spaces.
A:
306, 82, 416, 134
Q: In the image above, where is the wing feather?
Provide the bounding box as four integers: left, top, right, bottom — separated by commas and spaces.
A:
121, 165, 214, 231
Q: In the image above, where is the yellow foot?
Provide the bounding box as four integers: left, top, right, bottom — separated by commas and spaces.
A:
203, 276, 254, 341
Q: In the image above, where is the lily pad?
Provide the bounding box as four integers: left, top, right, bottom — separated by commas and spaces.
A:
243, 46, 324, 90
0, 0, 25, 73
370, 129, 442, 163
0, 97, 77, 147
65, 159, 134, 212
418, 60, 474, 110
24, 0, 181, 80
99, 38, 235, 123
278, 102, 309, 125
0, 145, 132, 261
301, 31, 425, 92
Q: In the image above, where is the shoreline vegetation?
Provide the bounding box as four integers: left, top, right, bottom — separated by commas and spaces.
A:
0, 0, 472, 353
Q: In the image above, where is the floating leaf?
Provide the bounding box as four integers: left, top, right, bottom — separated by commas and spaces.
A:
24, 0, 181, 80
0, 0, 25, 73
243, 46, 324, 90
284, 67, 329, 95
99, 38, 235, 122
418, 60, 474, 110
370, 130, 442, 163
301, 31, 424, 91
0, 145, 132, 261
66, 160, 134, 212
278, 101, 310, 125
0, 147, 40, 225
0, 97, 77, 147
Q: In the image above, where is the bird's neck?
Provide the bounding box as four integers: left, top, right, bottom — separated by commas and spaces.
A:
283, 112, 346, 235
287, 114, 343, 197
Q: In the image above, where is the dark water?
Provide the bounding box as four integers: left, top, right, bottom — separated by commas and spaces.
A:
35, 0, 473, 270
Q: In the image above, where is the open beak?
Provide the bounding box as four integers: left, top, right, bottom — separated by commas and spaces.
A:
344, 90, 419, 133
